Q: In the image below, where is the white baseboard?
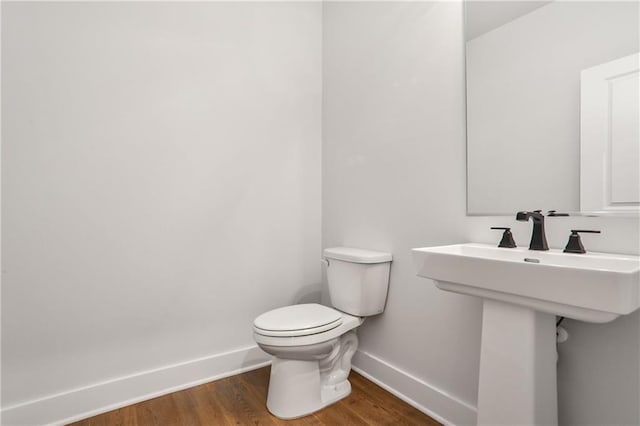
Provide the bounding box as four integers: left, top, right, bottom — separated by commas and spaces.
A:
2, 346, 476, 426
1, 345, 271, 426
352, 350, 477, 426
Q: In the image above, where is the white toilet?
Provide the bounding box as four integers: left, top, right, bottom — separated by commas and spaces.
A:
253, 247, 392, 419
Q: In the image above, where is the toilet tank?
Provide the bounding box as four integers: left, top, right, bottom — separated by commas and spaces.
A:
323, 247, 392, 317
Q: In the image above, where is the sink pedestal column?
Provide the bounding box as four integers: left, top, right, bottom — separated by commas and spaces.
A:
477, 299, 557, 426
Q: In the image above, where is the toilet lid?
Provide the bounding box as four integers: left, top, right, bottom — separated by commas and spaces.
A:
253, 304, 343, 337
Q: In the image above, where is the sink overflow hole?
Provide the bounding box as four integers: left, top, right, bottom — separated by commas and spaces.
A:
524, 258, 540, 263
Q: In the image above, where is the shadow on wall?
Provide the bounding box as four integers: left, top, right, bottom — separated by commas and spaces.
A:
292, 282, 323, 305
557, 309, 640, 426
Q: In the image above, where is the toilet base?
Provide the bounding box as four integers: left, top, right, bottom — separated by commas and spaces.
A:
320, 378, 352, 408
265, 331, 358, 419
266, 358, 352, 419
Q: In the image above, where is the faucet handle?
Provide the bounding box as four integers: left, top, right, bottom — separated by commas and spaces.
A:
563, 230, 601, 254
491, 227, 517, 248
548, 210, 570, 217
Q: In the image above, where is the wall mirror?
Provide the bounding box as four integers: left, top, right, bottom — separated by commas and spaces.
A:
465, 1, 639, 216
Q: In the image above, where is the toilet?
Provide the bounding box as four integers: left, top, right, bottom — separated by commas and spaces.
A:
253, 247, 392, 419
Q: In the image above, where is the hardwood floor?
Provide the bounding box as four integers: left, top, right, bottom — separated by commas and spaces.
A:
69, 367, 441, 425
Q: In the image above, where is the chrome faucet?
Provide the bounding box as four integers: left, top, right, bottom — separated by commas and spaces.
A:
516, 210, 549, 251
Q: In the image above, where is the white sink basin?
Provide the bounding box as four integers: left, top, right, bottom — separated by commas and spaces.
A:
412, 243, 640, 323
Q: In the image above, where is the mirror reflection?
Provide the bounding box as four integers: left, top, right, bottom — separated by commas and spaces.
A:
465, 1, 639, 215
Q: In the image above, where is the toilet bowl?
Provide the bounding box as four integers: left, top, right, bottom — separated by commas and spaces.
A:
253, 247, 392, 419
254, 304, 364, 419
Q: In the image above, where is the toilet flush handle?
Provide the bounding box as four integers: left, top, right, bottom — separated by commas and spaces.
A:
320, 258, 330, 268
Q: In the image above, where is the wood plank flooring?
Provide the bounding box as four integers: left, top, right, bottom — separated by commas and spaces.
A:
69, 366, 441, 425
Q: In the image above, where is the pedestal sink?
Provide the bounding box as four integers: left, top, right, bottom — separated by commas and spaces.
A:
412, 243, 640, 426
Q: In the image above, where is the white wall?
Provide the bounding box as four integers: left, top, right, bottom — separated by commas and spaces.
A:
323, 2, 640, 425
1, 2, 321, 424
466, 1, 639, 214
323, 3, 481, 424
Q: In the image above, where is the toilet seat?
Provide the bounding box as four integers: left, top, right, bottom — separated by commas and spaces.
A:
254, 304, 343, 337
254, 309, 363, 348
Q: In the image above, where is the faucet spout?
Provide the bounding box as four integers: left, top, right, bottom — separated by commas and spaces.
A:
516, 210, 549, 251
